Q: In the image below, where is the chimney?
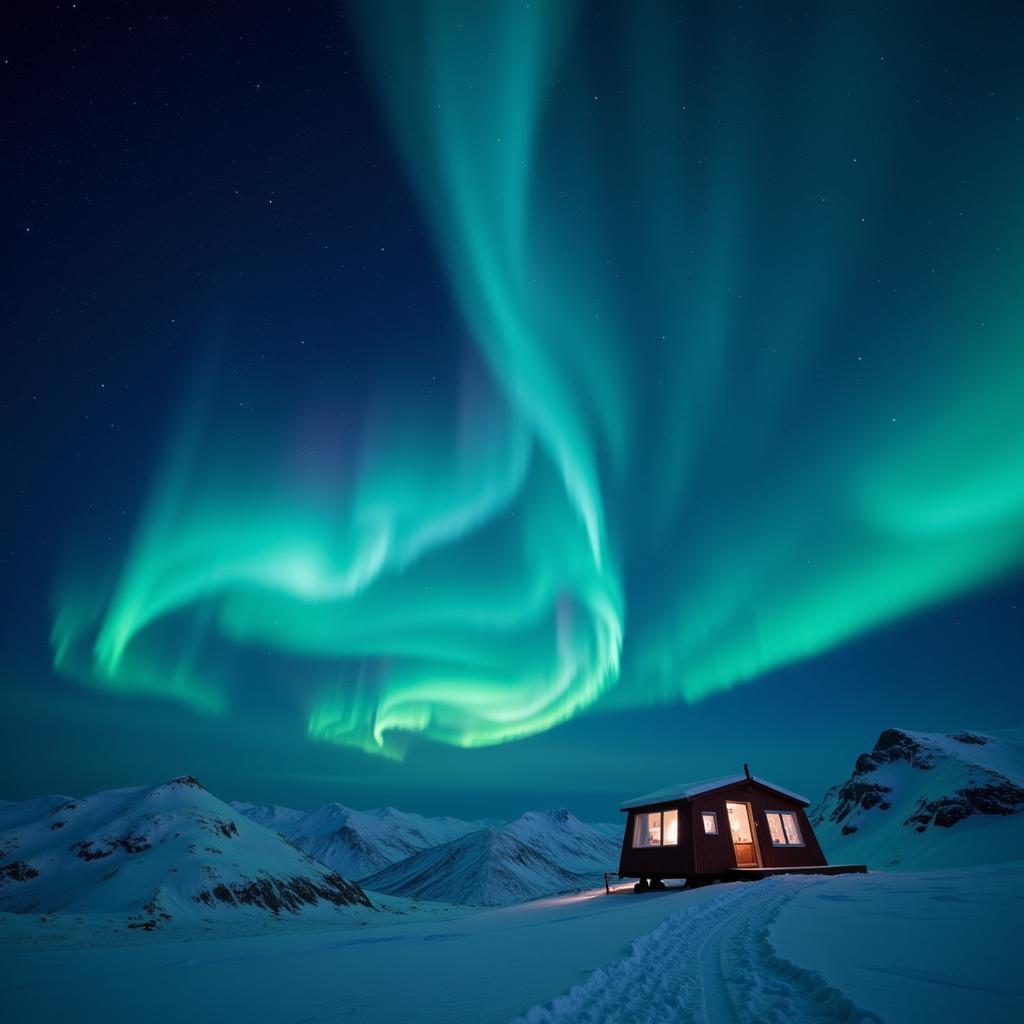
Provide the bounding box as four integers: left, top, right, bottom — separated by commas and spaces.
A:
743, 762, 752, 780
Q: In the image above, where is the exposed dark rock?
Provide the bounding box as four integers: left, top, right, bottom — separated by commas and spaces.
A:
122, 834, 152, 854
951, 732, 987, 746
0, 861, 39, 882
821, 780, 893, 825
215, 820, 239, 839
194, 872, 371, 914
853, 729, 935, 776
71, 840, 115, 861
905, 779, 1024, 832
166, 776, 205, 790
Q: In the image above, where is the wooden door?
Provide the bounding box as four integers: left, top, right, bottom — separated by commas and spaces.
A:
726, 801, 759, 867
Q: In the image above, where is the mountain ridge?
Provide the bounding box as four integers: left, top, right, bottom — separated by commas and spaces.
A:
812, 727, 1024, 869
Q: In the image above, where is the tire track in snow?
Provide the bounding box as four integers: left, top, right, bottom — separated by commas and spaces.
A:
514, 877, 881, 1024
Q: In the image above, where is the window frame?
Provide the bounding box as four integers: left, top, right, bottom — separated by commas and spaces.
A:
701, 811, 719, 835
631, 808, 680, 848
764, 809, 805, 848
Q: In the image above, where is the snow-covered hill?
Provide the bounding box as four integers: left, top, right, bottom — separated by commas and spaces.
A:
359, 826, 589, 906
0, 776, 371, 928
229, 801, 306, 831
234, 801, 482, 880
812, 728, 1024, 868
502, 809, 620, 874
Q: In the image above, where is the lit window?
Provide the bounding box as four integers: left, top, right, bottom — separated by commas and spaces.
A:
632, 809, 679, 847
664, 809, 678, 845
765, 811, 804, 847
701, 811, 718, 835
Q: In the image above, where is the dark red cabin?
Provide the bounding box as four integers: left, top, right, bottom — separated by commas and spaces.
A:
618, 767, 837, 889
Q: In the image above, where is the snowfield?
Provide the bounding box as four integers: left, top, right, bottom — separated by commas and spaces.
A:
4, 728, 1022, 1022
2, 864, 1021, 1023
519, 866, 1021, 1024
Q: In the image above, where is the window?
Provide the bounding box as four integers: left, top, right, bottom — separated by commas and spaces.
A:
765, 811, 804, 847
632, 809, 679, 847
701, 811, 718, 835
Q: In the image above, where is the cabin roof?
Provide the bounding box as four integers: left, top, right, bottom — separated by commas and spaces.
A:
620, 773, 809, 810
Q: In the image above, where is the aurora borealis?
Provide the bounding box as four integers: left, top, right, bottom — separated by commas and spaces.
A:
4, 3, 1023, 814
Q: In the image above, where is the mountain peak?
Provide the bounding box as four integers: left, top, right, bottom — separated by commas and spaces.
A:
813, 727, 1024, 869
164, 775, 205, 790
0, 779, 372, 927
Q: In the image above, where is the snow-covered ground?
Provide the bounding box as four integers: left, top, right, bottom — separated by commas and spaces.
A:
3, 864, 1021, 1023
520, 866, 1022, 1024
5, 727, 1022, 1021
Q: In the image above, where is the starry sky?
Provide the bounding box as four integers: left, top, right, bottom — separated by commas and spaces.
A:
2, 2, 1022, 821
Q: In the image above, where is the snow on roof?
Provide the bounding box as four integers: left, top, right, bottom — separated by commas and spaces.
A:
620, 774, 809, 810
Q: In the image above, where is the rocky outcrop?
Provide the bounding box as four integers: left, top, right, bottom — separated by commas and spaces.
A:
812, 728, 1024, 868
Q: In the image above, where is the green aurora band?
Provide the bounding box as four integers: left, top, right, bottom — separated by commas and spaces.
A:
52, 2, 1024, 758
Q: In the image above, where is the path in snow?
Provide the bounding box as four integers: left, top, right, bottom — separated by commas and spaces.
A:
517, 877, 880, 1024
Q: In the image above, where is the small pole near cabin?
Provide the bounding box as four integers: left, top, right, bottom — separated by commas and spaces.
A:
743, 762, 752, 780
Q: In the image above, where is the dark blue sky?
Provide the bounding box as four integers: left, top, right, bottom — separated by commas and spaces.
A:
2, 3, 1022, 821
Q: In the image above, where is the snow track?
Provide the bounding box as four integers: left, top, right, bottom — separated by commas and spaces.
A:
516, 877, 880, 1024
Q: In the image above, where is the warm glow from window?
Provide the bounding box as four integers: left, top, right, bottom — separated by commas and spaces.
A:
702, 811, 718, 835
765, 811, 804, 847
632, 809, 679, 847
664, 809, 678, 845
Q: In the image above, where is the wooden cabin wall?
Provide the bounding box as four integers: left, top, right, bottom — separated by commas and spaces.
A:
619, 781, 827, 879
702, 782, 827, 870
617, 805, 695, 878
688, 795, 736, 874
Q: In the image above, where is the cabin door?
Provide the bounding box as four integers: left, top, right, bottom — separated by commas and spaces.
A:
726, 802, 759, 868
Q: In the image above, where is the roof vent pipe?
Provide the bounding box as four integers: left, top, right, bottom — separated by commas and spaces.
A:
743, 763, 752, 780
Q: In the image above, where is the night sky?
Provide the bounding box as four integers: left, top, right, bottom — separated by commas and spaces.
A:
3, 2, 1022, 821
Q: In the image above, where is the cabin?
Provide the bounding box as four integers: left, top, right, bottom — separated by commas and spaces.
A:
617, 766, 862, 889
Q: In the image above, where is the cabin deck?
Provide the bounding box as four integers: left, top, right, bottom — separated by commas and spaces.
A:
724, 864, 867, 881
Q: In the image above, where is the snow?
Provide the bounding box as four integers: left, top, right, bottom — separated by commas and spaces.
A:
359, 826, 591, 906
234, 800, 484, 880
0, 884, 719, 1021
228, 801, 306, 830
4, 731, 1021, 1021
812, 727, 1024, 869
0, 777, 370, 926
4, 866, 1021, 1022
519, 865, 1024, 1024
769, 864, 1022, 1024
501, 808, 620, 874
621, 774, 810, 809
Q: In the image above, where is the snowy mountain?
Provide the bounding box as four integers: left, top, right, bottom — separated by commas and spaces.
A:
229, 801, 306, 831
233, 801, 482, 880
592, 821, 625, 842
0, 776, 371, 929
812, 728, 1024, 869
502, 809, 620, 874
359, 826, 589, 906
